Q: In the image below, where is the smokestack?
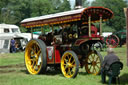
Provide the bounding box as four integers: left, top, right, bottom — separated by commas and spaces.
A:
75, 0, 83, 9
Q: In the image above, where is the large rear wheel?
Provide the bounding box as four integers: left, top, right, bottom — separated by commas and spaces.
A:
85, 50, 103, 75
25, 39, 47, 74
61, 51, 79, 78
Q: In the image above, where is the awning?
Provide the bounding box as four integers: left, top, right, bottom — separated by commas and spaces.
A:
21, 6, 113, 28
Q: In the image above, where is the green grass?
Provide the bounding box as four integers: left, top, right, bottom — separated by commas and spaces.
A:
0, 52, 24, 66
0, 47, 128, 85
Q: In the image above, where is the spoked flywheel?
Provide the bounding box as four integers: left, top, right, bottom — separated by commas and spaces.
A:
61, 51, 79, 78
85, 50, 103, 75
25, 39, 47, 74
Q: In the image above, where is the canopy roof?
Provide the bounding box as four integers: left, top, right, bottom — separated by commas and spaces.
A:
21, 6, 113, 28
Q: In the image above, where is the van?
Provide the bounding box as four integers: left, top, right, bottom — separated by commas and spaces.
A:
0, 23, 20, 33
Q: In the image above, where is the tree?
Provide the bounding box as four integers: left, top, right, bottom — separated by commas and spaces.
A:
57, 0, 71, 12
0, 0, 12, 23
91, 0, 127, 32
0, 0, 32, 25
31, 0, 54, 16
82, 0, 89, 8
0, 0, 71, 30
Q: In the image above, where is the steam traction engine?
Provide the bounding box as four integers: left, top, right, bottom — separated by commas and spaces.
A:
21, 7, 113, 78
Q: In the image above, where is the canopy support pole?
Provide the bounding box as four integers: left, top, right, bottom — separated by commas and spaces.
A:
126, 8, 128, 66
31, 27, 33, 39
88, 16, 91, 37
51, 25, 54, 35
41, 26, 44, 34
100, 15, 102, 36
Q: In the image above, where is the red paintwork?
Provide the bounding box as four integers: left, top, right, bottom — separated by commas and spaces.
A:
74, 24, 103, 46
91, 25, 97, 36
81, 6, 114, 22
55, 47, 61, 63
75, 39, 88, 45
46, 46, 61, 64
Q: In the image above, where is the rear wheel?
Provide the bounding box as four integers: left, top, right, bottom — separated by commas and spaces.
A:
85, 50, 103, 75
25, 39, 47, 74
61, 51, 79, 78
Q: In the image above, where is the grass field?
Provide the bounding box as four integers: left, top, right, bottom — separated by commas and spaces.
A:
0, 47, 128, 85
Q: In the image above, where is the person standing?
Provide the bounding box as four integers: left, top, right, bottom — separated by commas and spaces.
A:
10, 38, 16, 53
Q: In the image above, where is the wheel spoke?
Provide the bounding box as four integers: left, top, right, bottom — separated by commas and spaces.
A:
37, 50, 41, 56
30, 58, 36, 62
96, 64, 100, 69
70, 64, 76, 68
64, 59, 68, 63
96, 62, 100, 64
88, 58, 92, 62
67, 55, 70, 60
31, 48, 36, 54
63, 63, 67, 66
71, 59, 75, 64
67, 68, 71, 75
95, 56, 99, 62
93, 66, 96, 73
69, 56, 72, 63
91, 54, 95, 61
89, 65, 92, 70
64, 65, 68, 70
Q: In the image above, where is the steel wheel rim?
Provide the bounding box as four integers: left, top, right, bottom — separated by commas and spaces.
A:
61, 52, 76, 78
85, 52, 101, 75
25, 40, 42, 74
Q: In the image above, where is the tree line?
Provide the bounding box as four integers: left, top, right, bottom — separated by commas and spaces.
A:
0, 0, 127, 32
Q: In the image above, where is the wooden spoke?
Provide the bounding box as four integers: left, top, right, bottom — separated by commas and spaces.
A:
88, 58, 92, 62
93, 66, 96, 73
95, 57, 99, 62
89, 65, 92, 70
96, 64, 100, 69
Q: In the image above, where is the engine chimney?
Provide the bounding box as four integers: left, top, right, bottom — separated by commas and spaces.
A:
75, 0, 83, 9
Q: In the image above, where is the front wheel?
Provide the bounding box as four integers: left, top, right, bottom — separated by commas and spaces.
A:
61, 51, 79, 78
85, 50, 103, 75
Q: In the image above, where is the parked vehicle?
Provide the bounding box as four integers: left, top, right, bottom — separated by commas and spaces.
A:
0, 33, 39, 53
0, 33, 27, 53
0, 24, 20, 33
21, 6, 113, 78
